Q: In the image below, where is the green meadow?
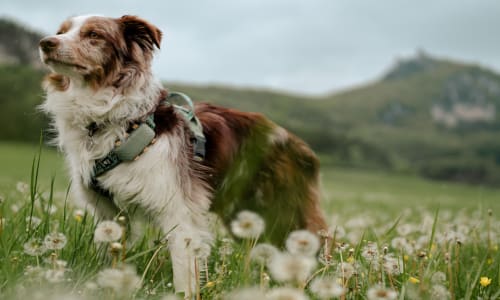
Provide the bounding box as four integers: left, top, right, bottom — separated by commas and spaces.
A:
0, 142, 498, 299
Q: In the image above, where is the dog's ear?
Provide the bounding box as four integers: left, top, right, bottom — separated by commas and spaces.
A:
118, 15, 162, 51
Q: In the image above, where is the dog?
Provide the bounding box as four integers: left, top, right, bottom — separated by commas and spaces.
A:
39, 14, 327, 297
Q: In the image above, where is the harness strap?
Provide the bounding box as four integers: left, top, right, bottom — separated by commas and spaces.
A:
90, 91, 205, 194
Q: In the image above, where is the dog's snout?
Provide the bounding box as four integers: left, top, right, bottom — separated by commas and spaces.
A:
39, 37, 60, 53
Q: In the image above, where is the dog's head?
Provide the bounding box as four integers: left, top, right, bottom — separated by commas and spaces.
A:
39, 15, 162, 90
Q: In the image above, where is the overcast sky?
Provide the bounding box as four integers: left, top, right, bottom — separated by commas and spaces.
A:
2, 0, 500, 95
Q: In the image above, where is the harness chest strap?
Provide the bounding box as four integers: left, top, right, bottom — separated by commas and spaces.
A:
90, 92, 206, 192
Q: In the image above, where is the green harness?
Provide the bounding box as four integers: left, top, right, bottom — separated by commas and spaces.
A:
90, 92, 205, 195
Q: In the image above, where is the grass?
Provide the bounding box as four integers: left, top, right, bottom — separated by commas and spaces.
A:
0, 142, 499, 299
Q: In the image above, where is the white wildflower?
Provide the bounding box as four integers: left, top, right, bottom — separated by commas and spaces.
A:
266, 287, 309, 300
361, 242, 379, 262
26, 216, 42, 228
44, 232, 67, 250
94, 220, 123, 243
23, 238, 47, 256
430, 284, 450, 299
336, 262, 355, 279
268, 253, 316, 283
230, 210, 265, 239
24, 265, 44, 279
383, 254, 403, 275
396, 223, 415, 236
97, 265, 141, 295
285, 230, 320, 257
10, 204, 20, 213
44, 268, 66, 283
73, 209, 85, 221
366, 285, 398, 300
310, 277, 346, 299
431, 271, 447, 284
391, 237, 414, 254
84, 281, 98, 291
250, 243, 279, 265
223, 287, 266, 300
16, 181, 29, 194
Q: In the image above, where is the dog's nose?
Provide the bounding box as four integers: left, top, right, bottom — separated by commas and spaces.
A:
39, 37, 60, 53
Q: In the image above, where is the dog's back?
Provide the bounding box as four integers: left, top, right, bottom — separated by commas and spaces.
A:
194, 103, 327, 244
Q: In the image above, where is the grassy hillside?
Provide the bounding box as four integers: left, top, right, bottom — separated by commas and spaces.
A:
1, 15, 499, 185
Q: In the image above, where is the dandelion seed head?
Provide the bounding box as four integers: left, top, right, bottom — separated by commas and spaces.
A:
285, 230, 320, 257
266, 287, 309, 300
336, 262, 355, 279
431, 271, 446, 284
97, 265, 141, 295
361, 242, 379, 262
430, 284, 450, 299
26, 216, 42, 229
44, 269, 66, 283
223, 287, 266, 300
310, 277, 346, 299
366, 285, 398, 300
383, 254, 403, 275
16, 181, 29, 194
249, 243, 279, 265
44, 232, 67, 250
94, 221, 123, 243
268, 253, 316, 283
230, 210, 265, 239
24, 238, 47, 256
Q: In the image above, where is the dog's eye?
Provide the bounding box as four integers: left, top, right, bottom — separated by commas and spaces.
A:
56, 30, 64, 35
88, 31, 100, 39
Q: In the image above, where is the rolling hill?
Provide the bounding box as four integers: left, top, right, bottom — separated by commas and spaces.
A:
1, 17, 499, 185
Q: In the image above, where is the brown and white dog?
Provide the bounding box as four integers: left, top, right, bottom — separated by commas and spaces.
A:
39, 15, 327, 296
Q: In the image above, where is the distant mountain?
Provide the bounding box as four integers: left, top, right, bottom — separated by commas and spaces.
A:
0, 18, 43, 68
316, 52, 500, 184
1, 17, 499, 185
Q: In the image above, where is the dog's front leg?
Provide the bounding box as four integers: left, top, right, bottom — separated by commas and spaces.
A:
166, 222, 212, 300
168, 230, 197, 299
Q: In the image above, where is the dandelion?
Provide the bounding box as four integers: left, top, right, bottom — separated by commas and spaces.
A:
224, 287, 266, 300
16, 181, 29, 194
391, 237, 414, 254
430, 284, 450, 299
250, 243, 279, 265
24, 265, 44, 279
219, 238, 234, 256
26, 216, 42, 229
268, 253, 316, 283
97, 265, 141, 295
161, 294, 181, 300
362, 242, 379, 262
73, 209, 85, 222
44, 232, 67, 250
266, 287, 309, 300
24, 238, 47, 256
230, 210, 265, 239
431, 271, 446, 284
94, 220, 123, 243
383, 254, 403, 275
310, 277, 346, 299
408, 276, 420, 284
366, 285, 398, 300
479, 276, 491, 287
44, 269, 66, 283
286, 230, 320, 257
336, 262, 355, 280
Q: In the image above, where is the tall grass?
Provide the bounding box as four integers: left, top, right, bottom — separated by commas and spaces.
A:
0, 149, 498, 299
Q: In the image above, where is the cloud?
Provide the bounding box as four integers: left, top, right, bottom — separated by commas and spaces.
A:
2, 0, 500, 94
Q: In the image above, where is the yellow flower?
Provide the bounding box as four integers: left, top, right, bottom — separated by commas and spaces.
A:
480, 277, 491, 287
346, 256, 355, 263
487, 258, 493, 265
403, 255, 409, 261
205, 281, 216, 288
408, 276, 420, 284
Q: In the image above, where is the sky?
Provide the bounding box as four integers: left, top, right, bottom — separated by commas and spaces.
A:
2, 0, 500, 95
